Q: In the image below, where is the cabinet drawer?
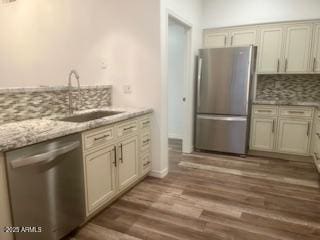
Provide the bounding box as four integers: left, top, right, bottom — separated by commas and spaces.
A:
141, 152, 152, 174
253, 105, 277, 116
140, 117, 151, 130
84, 127, 114, 150
117, 120, 138, 138
141, 132, 151, 151
279, 107, 313, 118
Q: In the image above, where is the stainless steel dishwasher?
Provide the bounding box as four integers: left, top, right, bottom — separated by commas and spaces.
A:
5, 134, 86, 240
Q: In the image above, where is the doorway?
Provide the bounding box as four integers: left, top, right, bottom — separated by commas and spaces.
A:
167, 15, 191, 153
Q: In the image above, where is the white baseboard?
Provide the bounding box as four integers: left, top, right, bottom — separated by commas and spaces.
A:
149, 168, 168, 178
168, 133, 182, 139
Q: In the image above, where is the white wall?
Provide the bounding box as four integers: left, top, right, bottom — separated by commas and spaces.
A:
202, 0, 320, 29
0, 0, 166, 177
166, 0, 203, 153
168, 20, 187, 139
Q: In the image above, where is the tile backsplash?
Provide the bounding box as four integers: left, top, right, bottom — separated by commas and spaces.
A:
256, 74, 320, 102
0, 85, 112, 125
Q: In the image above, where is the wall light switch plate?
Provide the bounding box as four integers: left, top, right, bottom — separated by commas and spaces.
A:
123, 85, 132, 94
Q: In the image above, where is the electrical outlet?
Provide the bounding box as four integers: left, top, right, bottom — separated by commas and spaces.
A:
2, 0, 16, 3
123, 85, 132, 94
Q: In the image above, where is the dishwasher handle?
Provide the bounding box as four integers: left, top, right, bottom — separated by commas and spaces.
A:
10, 141, 80, 169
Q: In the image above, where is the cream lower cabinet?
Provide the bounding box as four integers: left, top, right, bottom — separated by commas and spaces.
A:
250, 117, 276, 151
277, 119, 312, 155
250, 105, 314, 156
83, 114, 151, 216
117, 136, 138, 192
85, 144, 117, 213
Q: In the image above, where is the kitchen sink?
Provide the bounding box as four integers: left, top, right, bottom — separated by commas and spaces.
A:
58, 111, 124, 123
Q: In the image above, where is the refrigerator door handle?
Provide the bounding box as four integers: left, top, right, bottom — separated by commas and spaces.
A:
197, 115, 247, 121
197, 57, 203, 109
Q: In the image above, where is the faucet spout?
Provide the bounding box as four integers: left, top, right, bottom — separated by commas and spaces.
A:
68, 70, 81, 114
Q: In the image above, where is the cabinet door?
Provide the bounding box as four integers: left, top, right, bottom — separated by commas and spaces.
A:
284, 24, 313, 73
277, 119, 311, 155
250, 117, 276, 152
312, 24, 320, 72
230, 29, 257, 47
258, 27, 284, 73
85, 145, 117, 214
204, 31, 228, 48
118, 136, 139, 192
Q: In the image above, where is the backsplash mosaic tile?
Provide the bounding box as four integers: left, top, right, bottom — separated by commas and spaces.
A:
0, 86, 112, 125
256, 74, 320, 102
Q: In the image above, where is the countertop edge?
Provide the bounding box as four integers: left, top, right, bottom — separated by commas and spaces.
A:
0, 108, 153, 153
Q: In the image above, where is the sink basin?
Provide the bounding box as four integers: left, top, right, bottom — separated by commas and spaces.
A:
58, 111, 124, 123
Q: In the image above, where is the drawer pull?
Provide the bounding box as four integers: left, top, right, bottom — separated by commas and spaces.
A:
94, 134, 110, 141
124, 126, 135, 131
288, 111, 305, 114
143, 161, 151, 167
143, 121, 150, 125
307, 122, 310, 137
143, 139, 150, 144
316, 133, 320, 139
257, 110, 272, 113
314, 152, 320, 161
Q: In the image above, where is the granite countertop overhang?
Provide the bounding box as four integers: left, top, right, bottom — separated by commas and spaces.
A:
0, 107, 152, 152
253, 100, 320, 108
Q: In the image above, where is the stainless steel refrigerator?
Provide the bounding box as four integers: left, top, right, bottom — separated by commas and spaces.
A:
195, 46, 256, 155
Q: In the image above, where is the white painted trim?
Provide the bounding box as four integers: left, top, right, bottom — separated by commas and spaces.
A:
149, 168, 169, 178
168, 133, 183, 139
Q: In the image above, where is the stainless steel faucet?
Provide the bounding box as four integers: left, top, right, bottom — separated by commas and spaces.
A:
68, 70, 81, 114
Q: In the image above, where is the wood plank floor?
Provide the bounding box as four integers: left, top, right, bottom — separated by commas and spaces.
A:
70, 140, 320, 240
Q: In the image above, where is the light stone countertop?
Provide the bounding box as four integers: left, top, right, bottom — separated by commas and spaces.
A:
0, 107, 152, 152
253, 100, 320, 108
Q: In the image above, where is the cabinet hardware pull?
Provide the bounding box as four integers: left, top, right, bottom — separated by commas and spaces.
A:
119, 144, 123, 163
288, 111, 304, 114
258, 110, 271, 112
272, 120, 275, 133
143, 121, 150, 125
113, 146, 117, 167
94, 134, 109, 141
313, 58, 317, 72
307, 122, 310, 137
316, 133, 320, 139
224, 36, 227, 46
143, 139, 150, 144
285, 58, 288, 72
231, 36, 234, 46
124, 126, 135, 131
314, 152, 320, 161
143, 161, 151, 167
277, 59, 280, 73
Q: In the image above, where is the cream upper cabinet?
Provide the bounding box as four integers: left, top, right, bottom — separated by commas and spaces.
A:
118, 136, 138, 192
284, 24, 313, 73
277, 119, 312, 155
85, 144, 117, 214
230, 29, 257, 47
312, 24, 320, 72
250, 117, 276, 151
257, 27, 284, 73
204, 31, 228, 48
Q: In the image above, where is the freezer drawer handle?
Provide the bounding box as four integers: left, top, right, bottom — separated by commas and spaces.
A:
10, 141, 80, 169
197, 115, 247, 121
